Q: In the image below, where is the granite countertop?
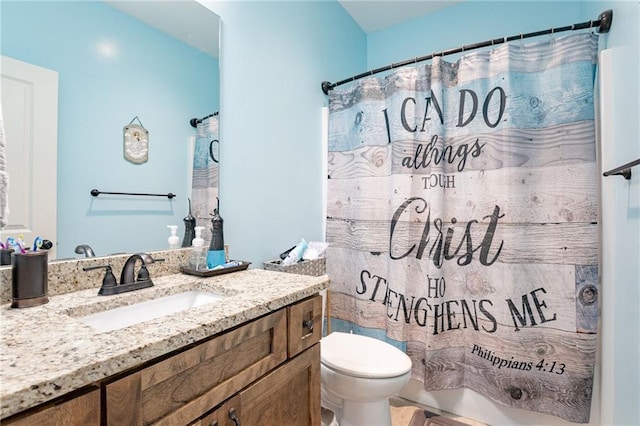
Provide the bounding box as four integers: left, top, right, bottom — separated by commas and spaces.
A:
0, 269, 329, 419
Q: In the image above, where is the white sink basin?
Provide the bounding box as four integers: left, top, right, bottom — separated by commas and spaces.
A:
77, 291, 225, 332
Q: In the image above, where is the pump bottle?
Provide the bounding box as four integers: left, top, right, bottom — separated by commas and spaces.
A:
167, 225, 179, 249
189, 226, 206, 271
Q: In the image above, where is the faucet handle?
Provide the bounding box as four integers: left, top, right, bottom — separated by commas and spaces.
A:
137, 264, 150, 282
134, 254, 164, 282
135, 259, 165, 282
83, 265, 118, 291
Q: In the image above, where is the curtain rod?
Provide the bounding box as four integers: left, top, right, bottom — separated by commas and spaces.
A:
321, 9, 613, 95
190, 111, 219, 128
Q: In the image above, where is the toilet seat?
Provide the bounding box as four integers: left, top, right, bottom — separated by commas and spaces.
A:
321, 332, 412, 379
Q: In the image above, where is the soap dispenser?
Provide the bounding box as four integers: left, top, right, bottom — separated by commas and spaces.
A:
189, 226, 206, 271
182, 198, 196, 248
167, 225, 179, 249
207, 200, 225, 269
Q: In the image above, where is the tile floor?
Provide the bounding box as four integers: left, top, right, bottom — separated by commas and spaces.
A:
389, 397, 486, 426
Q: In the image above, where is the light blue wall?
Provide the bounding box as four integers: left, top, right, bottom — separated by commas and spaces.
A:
1, 1, 219, 258
202, 0, 366, 266
367, 2, 639, 425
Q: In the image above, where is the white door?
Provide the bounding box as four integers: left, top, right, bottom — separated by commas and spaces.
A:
0, 56, 58, 259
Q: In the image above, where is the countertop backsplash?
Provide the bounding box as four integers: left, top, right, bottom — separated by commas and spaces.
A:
0, 248, 190, 304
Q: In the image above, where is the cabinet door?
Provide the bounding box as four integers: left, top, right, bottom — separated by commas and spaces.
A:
287, 295, 322, 357
2, 388, 99, 426
105, 310, 287, 426
239, 343, 320, 426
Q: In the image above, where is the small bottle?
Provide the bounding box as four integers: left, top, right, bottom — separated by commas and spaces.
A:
189, 226, 206, 271
167, 225, 179, 249
207, 205, 226, 269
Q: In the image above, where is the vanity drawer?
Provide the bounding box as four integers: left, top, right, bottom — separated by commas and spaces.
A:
104, 309, 287, 426
287, 295, 322, 357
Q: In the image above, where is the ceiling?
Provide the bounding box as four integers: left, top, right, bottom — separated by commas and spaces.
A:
338, 1, 461, 33
105, 1, 220, 57
104, 1, 460, 58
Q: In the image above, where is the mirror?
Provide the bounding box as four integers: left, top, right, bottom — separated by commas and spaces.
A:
0, 1, 220, 261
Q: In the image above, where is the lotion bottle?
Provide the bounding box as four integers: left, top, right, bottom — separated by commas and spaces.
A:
167, 225, 179, 249
189, 226, 206, 270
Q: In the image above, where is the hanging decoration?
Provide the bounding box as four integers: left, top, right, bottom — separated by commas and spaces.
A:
123, 116, 149, 164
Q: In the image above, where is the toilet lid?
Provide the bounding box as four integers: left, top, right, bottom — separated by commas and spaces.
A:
321, 332, 412, 379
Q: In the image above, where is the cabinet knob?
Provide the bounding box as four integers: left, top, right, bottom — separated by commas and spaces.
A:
210, 422, 218, 426
228, 408, 241, 426
303, 319, 314, 332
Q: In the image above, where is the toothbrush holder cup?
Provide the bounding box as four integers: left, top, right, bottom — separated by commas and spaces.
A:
11, 250, 49, 308
1, 248, 14, 265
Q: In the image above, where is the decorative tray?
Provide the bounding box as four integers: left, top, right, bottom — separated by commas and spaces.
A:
179, 261, 251, 277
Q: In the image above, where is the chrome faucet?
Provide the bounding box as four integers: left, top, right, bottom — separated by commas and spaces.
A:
75, 244, 96, 258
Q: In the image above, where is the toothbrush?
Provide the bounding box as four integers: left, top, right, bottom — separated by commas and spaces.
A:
16, 235, 27, 253
6, 237, 25, 253
33, 237, 43, 252
15, 240, 26, 254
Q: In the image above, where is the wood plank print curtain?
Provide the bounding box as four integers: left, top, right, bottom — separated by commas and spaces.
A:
191, 115, 219, 247
326, 33, 599, 423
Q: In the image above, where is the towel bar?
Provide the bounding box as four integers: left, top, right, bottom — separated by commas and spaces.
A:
602, 158, 640, 180
90, 189, 176, 199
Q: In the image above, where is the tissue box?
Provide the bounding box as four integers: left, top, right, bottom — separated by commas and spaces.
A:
263, 257, 326, 276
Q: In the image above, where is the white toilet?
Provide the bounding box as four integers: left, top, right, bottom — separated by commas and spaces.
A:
320, 331, 412, 426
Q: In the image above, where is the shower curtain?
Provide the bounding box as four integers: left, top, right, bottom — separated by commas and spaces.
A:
191, 114, 219, 247
326, 33, 599, 423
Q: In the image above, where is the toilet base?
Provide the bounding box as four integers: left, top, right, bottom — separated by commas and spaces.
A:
340, 398, 392, 426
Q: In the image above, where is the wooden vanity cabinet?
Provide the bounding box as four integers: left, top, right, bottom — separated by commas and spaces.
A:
105, 294, 322, 426
237, 343, 320, 425
1, 387, 100, 426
